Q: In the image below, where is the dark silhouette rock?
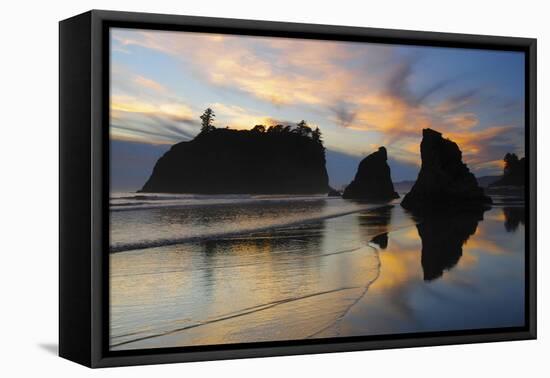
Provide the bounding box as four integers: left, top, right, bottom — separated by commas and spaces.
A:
140, 128, 329, 194
357, 205, 393, 247
401, 128, 491, 211
415, 208, 487, 281
370, 233, 388, 249
342, 147, 399, 201
490, 153, 526, 187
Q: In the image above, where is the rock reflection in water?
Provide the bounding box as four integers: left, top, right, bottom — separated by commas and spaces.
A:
110, 212, 385, 350
331, 205, 524, 338
356, 205, 393, 248
414, 207, 488, 281
371, 233, 388, 249
502, 207, 525, 232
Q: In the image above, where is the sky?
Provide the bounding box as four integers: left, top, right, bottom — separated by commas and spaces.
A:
110, 27, 525, 189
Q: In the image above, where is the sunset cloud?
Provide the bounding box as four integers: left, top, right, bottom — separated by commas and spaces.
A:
110, 28, 525, 178
110, 66, 201, 144
133, 75, 168, 93
209, 102, 287, 129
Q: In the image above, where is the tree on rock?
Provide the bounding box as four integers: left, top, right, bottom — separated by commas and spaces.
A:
252, 125, 266, 133
200, 108, 216, 133
268, 124, 285, 133
490, 152, 525, 187
294, 120, 312, 137
504, 153, 520, 174
312, 127, 322, 144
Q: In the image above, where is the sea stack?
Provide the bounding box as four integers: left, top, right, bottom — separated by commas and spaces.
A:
489, 153, 526, 187
342, 147, 399, 201
401, 128, 491, 211
140, 128, 329, 194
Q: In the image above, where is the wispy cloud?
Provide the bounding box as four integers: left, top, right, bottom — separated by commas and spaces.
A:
133, 75, 168, 93
110, 64, 203, 144
210, 102, 288, 129
110, 28, 525, 177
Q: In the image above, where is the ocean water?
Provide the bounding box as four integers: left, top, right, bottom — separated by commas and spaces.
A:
110, 194, 390, 252
109, 193, 525, 350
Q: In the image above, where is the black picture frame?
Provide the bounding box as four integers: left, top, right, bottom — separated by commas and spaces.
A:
59, 9, 537, 368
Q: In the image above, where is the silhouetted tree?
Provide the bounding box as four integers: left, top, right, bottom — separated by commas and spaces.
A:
312, 127, 322, 143
500, 152, 525, 186
504, 153, 519, 175
200, 108, 216, 133
252, 125, 266, 133
490, 152, 525, 187
294, 120, 312, 137
283, 125, 292, 133
268, 124, 285, 133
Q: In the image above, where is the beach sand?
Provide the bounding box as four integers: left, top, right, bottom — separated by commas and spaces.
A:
110, 198, 525, 350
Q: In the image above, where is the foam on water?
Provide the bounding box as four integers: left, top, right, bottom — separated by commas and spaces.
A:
110, 194, 396, 253
110, 192, 334, 212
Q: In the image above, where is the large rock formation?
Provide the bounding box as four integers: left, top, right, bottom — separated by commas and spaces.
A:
342, 147, 399, 200
401, 129, 491, 211
140, 128, 329, 194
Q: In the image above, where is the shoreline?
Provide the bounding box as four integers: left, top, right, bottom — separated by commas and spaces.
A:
110, 194, 526, 253
110, 203, 394, 253
110, 204, 525, 351
110, 193, 337, 213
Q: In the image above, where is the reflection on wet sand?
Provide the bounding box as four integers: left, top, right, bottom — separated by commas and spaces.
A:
357, 205, 393, 248
110, 198, 377, 252
110, 200, 525, 349
415, 208, 488, 281
503, 207, 525, 232
329, 204, 524, 338
110, 216, 381, 350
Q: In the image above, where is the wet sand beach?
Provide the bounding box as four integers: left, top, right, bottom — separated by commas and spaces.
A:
109, 195, 525, 350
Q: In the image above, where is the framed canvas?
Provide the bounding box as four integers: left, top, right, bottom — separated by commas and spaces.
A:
59, 10, 537, 368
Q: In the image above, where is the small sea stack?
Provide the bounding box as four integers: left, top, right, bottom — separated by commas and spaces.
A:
342, 147, 399, 201
490, 153, 526, 187
401, 128, 491, 211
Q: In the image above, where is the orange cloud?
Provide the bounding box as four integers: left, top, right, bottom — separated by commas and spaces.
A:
134, 75, 167, 93
113, 30, 385, 107
211, 102, 285, 129
111, 95, 194, 122
111, 29, 524, 175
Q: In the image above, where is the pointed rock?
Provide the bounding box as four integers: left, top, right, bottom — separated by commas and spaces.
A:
342, 147, 399, 201
401, 128, 491, 211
